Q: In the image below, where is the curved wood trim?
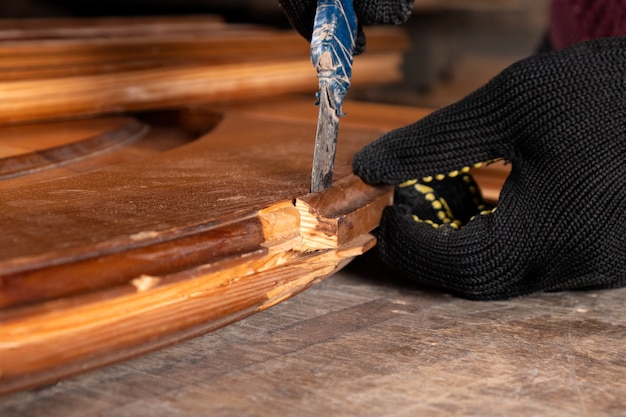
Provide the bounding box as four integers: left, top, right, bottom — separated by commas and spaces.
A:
0, 99, 508, 395
0, 99, 400, 394
0, 118, 148, 180
0, 234, 374, 396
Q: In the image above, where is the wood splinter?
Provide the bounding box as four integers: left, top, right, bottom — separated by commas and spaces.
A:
296, 175, 393, 250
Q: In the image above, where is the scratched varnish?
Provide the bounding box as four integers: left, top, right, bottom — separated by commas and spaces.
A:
0, 14, 410, 390
1, 251, 624, 416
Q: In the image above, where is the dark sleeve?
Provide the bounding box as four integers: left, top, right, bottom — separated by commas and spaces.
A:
278, 0, 414, 40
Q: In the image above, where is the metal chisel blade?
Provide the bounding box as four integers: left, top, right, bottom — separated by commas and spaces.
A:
311, 84, 340, 193
309, 0, 357, 193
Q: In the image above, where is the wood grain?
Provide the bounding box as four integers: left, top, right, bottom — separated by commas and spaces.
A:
0, 112, 214, 190
229, 98, 509, 204
0, 53, 404, 124
0, 231, 375, 395
0, 97, 510, 394
0, 16, 408, 124
0, 15, 225, 41
0, 98, 416, 395
0, 27, 405, 74
0, 118, 147, 180
2, 262, 624, 416
296, 175, 393, 249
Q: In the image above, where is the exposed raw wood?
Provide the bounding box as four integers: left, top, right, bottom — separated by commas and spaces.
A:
0, 14, 562, 414
3, 265, 624, 416
296, 176, 393, 249
0, 230, 374, 396
0, 264, 626, 417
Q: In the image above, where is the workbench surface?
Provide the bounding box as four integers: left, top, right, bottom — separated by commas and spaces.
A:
2, 252, 624, 417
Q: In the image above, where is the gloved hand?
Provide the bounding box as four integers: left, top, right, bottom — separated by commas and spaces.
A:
278, 0, 414, 54
353, 37, 626, 300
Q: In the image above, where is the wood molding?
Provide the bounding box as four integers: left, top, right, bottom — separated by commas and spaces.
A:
0, 17, 408, 124
296, 176, 393, 249
0, 118, 147, 180
0, 98, 408, 395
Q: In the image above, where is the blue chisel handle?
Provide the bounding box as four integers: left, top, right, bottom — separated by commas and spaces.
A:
310, 0, 358, 117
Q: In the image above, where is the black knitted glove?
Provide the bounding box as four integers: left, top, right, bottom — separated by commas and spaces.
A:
278, 0, 414, 54
353, 37, 626, 300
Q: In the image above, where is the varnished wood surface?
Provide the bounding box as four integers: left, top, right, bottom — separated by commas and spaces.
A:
0, 99, 435, 293
0, 98, 428, 394
0, 101, 386, 272
0, 99, 509, 386
1, 253, 624, 416
0, 16, 408, 124
0, 15, 225, 41
0, 113, 205, 189
227, 98, 510, 204
0, 97, 510, 394
0, 117, 147, 180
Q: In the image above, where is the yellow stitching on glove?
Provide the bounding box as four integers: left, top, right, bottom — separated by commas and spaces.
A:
405, 160, 496, 230
399, 179, 418, 187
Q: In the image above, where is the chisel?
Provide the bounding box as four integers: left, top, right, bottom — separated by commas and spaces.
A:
309, 0, 358, 193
